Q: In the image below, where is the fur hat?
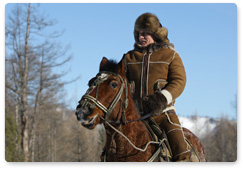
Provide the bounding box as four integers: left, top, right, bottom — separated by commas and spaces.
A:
134, 13, 169, 44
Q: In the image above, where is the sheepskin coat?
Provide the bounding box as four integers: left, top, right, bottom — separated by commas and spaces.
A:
122, 43, 186, 112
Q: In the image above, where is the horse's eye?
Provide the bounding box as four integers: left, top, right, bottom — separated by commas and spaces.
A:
110, 82, 118, 89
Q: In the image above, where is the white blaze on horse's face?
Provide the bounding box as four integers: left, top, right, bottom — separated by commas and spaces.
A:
100, 73, 109, 80
85, 73, 110, 95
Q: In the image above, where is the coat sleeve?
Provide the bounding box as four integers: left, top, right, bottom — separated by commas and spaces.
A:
162, 52, 186, 104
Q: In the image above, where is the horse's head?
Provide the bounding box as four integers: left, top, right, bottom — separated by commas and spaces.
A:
75, 57, 128, 129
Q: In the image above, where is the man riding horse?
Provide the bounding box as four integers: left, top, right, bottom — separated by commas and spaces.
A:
120, 13, 190, 162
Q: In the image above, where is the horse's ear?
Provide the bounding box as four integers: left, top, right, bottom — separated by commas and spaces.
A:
99, 57, 108, 71
118, 58, 126, 75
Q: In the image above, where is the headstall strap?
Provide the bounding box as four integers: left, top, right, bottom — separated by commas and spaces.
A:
81, 71, 128, 121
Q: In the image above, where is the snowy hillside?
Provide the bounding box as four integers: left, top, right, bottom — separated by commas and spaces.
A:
178, 116, 217, 138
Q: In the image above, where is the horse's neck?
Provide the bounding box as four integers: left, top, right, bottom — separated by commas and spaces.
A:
112, 99, 151, 148
106, 100, 142, 137
125, 94, 142, 120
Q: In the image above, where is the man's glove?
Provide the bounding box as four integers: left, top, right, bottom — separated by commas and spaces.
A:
142, 91, 167, 116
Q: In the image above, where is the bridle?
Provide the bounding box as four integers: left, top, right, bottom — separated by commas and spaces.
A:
79, 71, 165, 161
80, 71, 128, 121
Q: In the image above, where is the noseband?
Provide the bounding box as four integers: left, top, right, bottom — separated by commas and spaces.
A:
80, 71, 128, 120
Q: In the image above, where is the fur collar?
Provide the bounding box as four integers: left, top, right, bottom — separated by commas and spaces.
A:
134, 42, 174, 53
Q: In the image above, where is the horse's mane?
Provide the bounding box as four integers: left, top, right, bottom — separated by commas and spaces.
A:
100, 59, 119, 74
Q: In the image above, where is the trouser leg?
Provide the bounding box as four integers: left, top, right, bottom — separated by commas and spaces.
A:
153, 111, 191, 161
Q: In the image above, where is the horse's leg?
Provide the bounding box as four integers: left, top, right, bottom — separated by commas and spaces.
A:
182, 128, 206, 162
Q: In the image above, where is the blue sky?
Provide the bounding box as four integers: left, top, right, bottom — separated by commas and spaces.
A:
5, 3, 237, 119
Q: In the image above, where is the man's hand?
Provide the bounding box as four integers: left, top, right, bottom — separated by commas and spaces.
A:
142, 91, 167, 116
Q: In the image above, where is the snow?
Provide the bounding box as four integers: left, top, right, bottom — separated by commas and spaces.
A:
178, 116, 217, 138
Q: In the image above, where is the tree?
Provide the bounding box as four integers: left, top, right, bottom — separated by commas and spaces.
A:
214, 115, 237, 161
5, 3, 72, 161
5, 3, 107, 162
5, 109, 24, 162
202, 114, 237, 162
191, 110, 200, 136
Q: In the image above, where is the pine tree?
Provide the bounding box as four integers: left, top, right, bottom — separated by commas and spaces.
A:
5, 109, 24, 162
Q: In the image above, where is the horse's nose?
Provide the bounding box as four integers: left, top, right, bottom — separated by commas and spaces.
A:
82, 105, 93, 116
80, 99, 95, 114
75, 100, 94, 121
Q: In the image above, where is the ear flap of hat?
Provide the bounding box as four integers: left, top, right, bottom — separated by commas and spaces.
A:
155, 27, 169, 43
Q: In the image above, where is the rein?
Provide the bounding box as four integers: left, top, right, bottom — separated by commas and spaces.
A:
107, 113, 152, 124
99, 114, 164, 152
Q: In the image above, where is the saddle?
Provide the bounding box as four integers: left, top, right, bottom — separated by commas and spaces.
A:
143, 117, 200, 162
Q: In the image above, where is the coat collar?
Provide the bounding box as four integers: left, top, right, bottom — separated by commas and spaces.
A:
134, 42, 174, 53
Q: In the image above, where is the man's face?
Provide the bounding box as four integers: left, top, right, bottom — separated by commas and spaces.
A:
138, 31, 155, 47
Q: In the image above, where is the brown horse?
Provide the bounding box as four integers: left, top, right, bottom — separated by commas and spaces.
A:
75, 57, 206, 162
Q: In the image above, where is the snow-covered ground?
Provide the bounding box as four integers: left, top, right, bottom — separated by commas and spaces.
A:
179, 116, 217, 138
